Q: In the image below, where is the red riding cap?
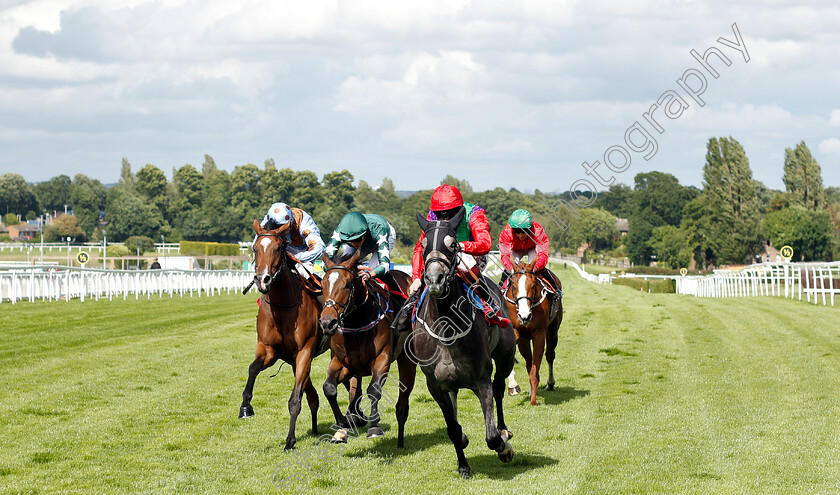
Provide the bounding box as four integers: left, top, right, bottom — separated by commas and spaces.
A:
430, 184, 464, 211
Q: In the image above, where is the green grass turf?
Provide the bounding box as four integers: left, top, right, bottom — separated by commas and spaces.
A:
1, 263, 839, 494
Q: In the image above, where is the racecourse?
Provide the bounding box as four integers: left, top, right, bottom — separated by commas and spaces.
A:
1, 262, 839, 494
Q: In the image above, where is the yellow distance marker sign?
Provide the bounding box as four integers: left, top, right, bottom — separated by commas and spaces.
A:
680, 268, 688, 276
780, 245, 794, 259
76, 251, 90, 266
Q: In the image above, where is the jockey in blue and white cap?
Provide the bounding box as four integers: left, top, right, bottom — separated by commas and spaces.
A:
257, 202, 326, 277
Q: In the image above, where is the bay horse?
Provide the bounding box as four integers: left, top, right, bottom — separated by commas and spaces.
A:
238, 219, 327, 451
503, 258, 563, 406
412, 209, 517, 478
318, 250, 416, 446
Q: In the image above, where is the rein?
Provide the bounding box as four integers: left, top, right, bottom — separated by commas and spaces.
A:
253, 233, 304, 309
415, 223, 475, 343
503, 269, 548, 311
422, 222, 461, 298
323, 264, 382, 332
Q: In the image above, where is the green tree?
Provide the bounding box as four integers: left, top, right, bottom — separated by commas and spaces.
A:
0, 173, 39, 216
260, 161, 296, 207
105, 190, 164, 242
119, 158, 137, 193
625, 172, 699, 265
783, 141, 826, 210
70, 184, 100, 236
647, 225, 692, 269
230, 164, 262, 211
3, 213, 19, 226
764, 206, 835, 262
441, 175, 473, 195
680, 194, 714, 269
569, 208, 619, 250
702, 137, 763, 264
595, 183, 634, 218
289, 171, 322, 211
72, 174, 108, 212
43, 214, 84, 242
202, 154, 217, 179
136, 164, 168, 213
170, 164, 204, 230
33, 175, 72, 214
202, 169, 231, 214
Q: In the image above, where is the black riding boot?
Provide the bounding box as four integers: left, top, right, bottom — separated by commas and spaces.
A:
391, 282, 421, 331
539, 268, 562, 302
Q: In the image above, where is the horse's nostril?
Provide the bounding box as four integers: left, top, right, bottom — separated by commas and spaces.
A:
328, 320, 338, 330
262, 275, 271, 285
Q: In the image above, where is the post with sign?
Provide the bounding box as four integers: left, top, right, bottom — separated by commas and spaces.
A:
780, 245, 793, 263
680, 268, 688, 277
76, 251, 90, 268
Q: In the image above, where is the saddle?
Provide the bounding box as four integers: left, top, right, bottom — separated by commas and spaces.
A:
457, 271, 510, 329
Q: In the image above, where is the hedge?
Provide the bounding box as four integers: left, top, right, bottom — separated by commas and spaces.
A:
179, 241, 240, 256
612, 277, 676, 293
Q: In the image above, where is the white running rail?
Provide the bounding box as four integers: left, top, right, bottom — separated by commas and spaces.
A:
0, 266, 254, 304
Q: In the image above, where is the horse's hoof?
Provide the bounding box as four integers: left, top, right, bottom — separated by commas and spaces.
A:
545, 383, 555, 391
458, 466, 471, 479
238, 405, 255, 419
500, 429, 513, 441
508, 385, 521, 396
498, 442, 514, 463
461, 433, 470, 449
330, 428, 348, 444
366, 427, 384, 439
283, 438, 296, 451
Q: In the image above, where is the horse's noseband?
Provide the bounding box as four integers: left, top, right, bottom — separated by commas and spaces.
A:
322, 265, 360, 326
253, 233, 289, 288
505, 270, 546, 311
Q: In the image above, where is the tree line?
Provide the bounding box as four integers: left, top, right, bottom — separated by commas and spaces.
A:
1, 138, 838, 266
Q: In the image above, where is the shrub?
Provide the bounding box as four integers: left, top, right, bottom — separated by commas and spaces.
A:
125, 236, 155, 255
106, 244, 130, 258
2, 213, 19, 226
612, 277, 676, 293
179, 241, 239, 256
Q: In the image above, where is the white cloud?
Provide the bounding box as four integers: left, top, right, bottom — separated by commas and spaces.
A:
829, 109, 840, 127
819, 138, 840, 156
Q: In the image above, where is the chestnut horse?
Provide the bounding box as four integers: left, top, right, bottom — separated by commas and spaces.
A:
238, 219, 327, 451
412, 209, 517, 478
503, 258, 563, 406
318, 251, 416, 446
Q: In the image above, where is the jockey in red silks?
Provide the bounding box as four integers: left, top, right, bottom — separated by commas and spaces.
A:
408, 184, 510, 328
498, 208, 562, 300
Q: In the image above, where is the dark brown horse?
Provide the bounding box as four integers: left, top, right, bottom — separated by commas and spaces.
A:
238, 219, 328, 451
412, 209, 517, 478
318, 251, 416, 447
503, 258, 563, 406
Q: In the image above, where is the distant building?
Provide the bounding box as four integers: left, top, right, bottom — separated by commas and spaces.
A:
762, 240, 781, 263
616, 218, 629, 236
7, 224, 40, 240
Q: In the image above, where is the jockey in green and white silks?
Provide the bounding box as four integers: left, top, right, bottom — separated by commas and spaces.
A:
324, 212, 397, 284
256, 202, 325, 279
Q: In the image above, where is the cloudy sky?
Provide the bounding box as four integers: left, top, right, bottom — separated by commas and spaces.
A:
1, 0, 838, 193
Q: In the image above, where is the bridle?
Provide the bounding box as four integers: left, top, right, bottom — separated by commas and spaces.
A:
422, 222, 461, 298
504, 269, 547, 311
253, 233, 289, 289
322, 264, 367, 328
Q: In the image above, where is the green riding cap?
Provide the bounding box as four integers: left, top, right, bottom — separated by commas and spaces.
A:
337, 212, 369, 241
508, 209, 533, 229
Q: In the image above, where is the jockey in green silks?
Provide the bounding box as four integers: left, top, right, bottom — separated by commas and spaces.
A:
324, 212, 402, 293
